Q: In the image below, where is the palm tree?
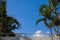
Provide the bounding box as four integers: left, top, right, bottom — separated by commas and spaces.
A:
36, 0, 60, 40
36, 4, 54, 40
0, 0, 20, 37
50, 0, 60, 39
1, 16, 20, 37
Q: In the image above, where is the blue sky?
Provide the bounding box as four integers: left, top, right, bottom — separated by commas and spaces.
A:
7, 0, 49, 33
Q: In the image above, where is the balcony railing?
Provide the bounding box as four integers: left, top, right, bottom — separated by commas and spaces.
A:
0, 33, 59, 40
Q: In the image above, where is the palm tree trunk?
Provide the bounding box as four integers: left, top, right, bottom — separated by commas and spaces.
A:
50, 28, 53, 40
57, 26, 60, 40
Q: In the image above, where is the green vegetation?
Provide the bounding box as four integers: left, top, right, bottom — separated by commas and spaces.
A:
36, 0, 60, 40
0, 0, 20, 37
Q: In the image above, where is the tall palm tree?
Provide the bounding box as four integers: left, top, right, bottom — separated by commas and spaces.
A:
0, 0, 20, 37
50, 0, 60, 36
36, 3, 54, 40
36, 0, 60, 40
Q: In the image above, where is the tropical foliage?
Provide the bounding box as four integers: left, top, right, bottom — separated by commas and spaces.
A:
36, 0, 60, 37
0, 0, 20, 37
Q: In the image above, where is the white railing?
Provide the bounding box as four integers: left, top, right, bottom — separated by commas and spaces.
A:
0, 33, 59, 40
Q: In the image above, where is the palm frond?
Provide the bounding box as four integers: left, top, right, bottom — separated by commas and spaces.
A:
57, 0, 60, 5
49, 21, 54, 27
50, 0, 60, 8
51, 0, 57, 8
36, 18, 46, 25
39, 5, 49, 13
6, 16, 20, 29
39, 5, 52, 19
43, 19, 54, 28
12, 18, 20, 28
49, 0, 52, 8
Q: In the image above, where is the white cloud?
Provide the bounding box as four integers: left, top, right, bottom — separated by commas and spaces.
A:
32, 30, 51, 37
32, 30, 45, 37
